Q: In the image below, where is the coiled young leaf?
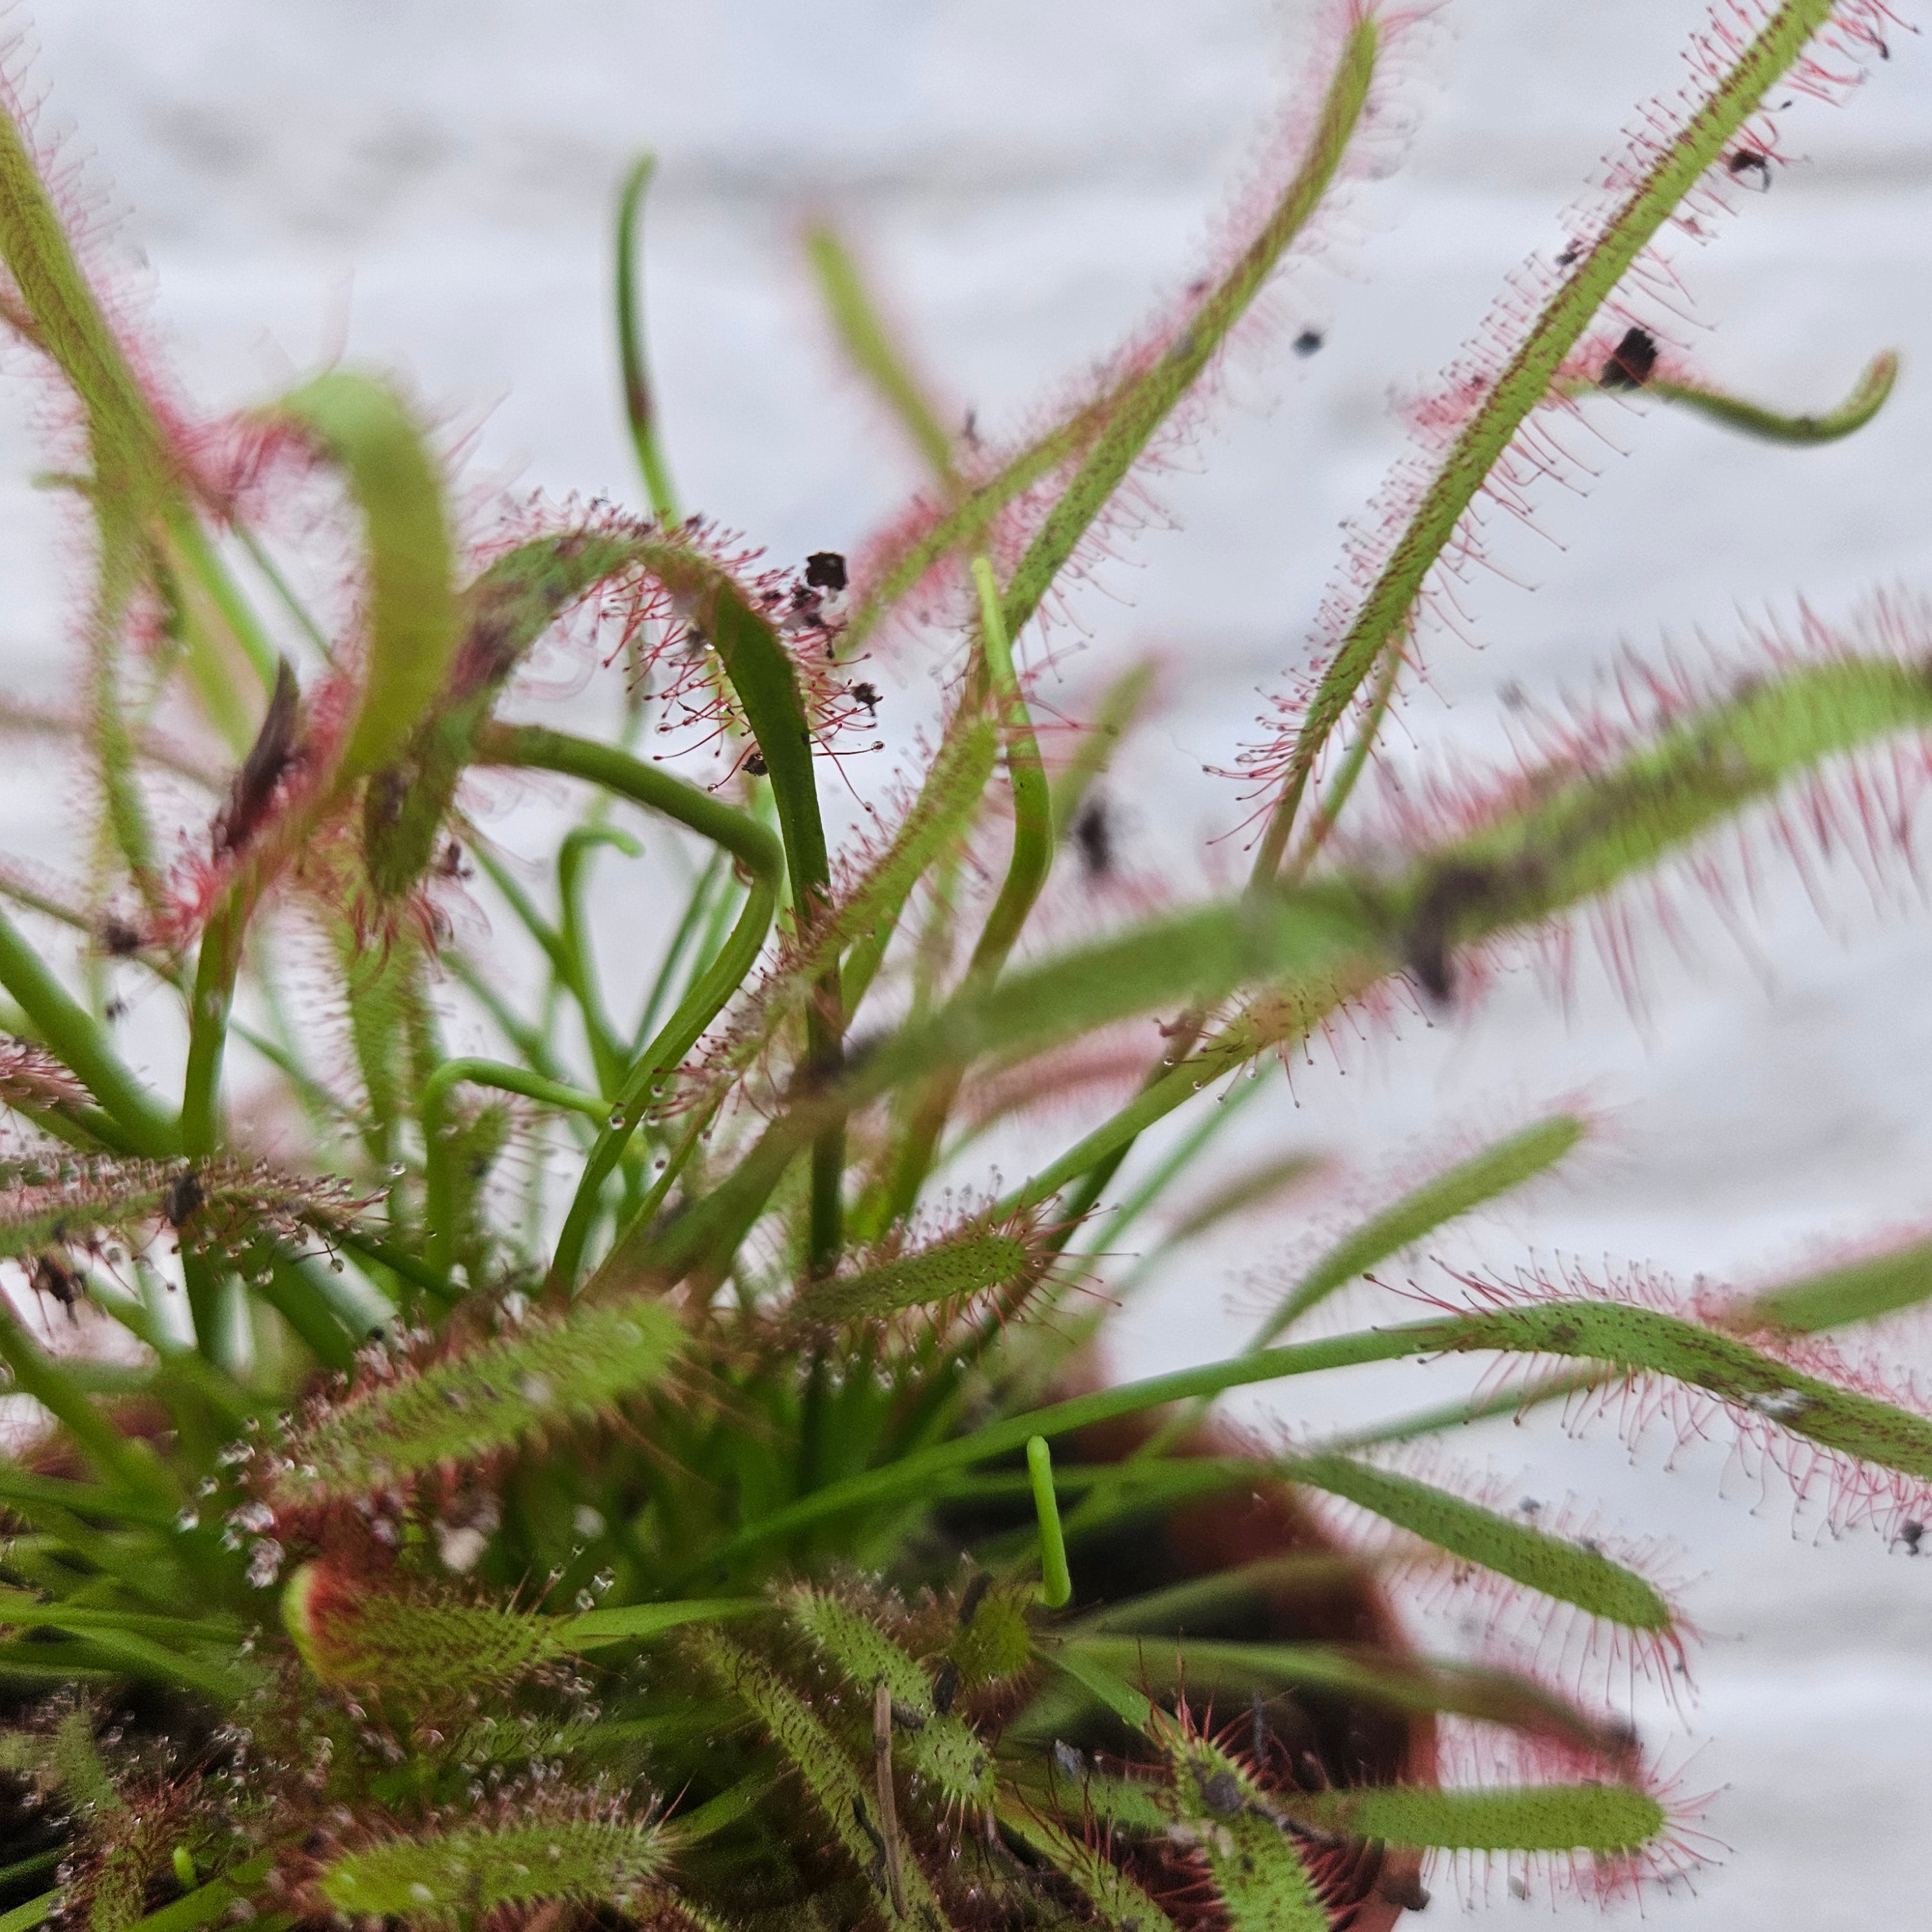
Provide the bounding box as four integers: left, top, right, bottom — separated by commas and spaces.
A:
272, 1299, 684, 1507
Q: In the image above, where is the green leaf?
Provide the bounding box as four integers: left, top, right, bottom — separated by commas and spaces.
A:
737, 715, 996, 1058
615, 156, 681, 521
1048, 655, 1157, 844
0, 1299, 171, 1498
998, 15, 1379, 644
272, 1297, 685, 1508
1285, 1781, 1665, 1853
691, 1627, 958, 1929
284, 1563, 561, 1696
807, 224, 960, 487
1255, 1116, 1584, 1342
1646, 347, 1897, 444
1284, 1452, 1674, 1632
0, 1896, 57, 1932
1015, 648, 1932, 1217
1252, 0, 1860, 874
0, 109, 172, 502
1736, 1235, 1932, 1334
477, 721, 784, 1294
1450, 1297, 1932, 1482
271, 372, 458, 783
1067, 1636, 1623, 1757
783, 1585, 996, 1809
0, 907, 178, 1157
790, 1218, 1038, 1326
994, 1794, 1180, 1932
363, 530, 650, 898
1164, 1736, 1330, 1932
318, 1816, 672, 1920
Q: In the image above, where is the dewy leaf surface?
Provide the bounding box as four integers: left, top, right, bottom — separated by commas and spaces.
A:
273, 1299, 684, 1506
1452, 1298, 1932, 1479
318, 1818, 672, 1918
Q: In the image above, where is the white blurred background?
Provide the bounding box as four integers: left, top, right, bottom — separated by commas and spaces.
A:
2, 2, 1930, 1923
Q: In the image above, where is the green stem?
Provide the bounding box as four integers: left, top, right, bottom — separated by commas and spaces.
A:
1027, 1435, 1073, 1609
1286, 633, 1403, 878
673, 1317, 1459, 1579
232, 520, 335, 662
633, 847, 726, 1048
0, 903, 178, 1155
162, 504, 280, 693
615, 154, 681, 523
0, 1299, 172, 1497
422, 1058, 611, 1275
476, 723, 783, 1295
1250, 0, 1852, 879
885, 557, 1051, 1219
807, 224, 961, 489
181, 896, 247, 1158
557, 824, 644, 1094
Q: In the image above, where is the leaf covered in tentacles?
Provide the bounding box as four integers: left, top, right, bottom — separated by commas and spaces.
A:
268, 1295, 686, 1511
0, 1036, 92, 1113
785, 1206, 1057, 1337
314, 1789, 674, 1922
283, 1560, 566, 1698
0, 1155, 372, 1264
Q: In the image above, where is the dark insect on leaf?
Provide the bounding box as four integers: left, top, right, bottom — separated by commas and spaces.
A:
930, 1658, 959, 1716
162, 1168, 205, 1229
1292, 329, 1324, 357
1071, 796, 1113, 879
1556, 243, 1581, 267
1377, 1869, 1432, 1912
803, 551, 848, 592
849, 681, 881, 715
1725, 147, 1772, 186
30, 1251, 81, 1317
889, 1700, 926, 1732
1197, 1766, 1245, 1818
1598, 325, 1659, 391
98, 917, 145, 958
850, 1792, 887, 1864
1896, 1519, 1924, 1556
957, 1572, 990, 1628
214, 657, 302, 856
745, 752, 768, 777
1401, 859, 1505, 1003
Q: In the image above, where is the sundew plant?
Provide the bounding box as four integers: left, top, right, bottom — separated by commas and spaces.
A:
0, 3, 1927, 1929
